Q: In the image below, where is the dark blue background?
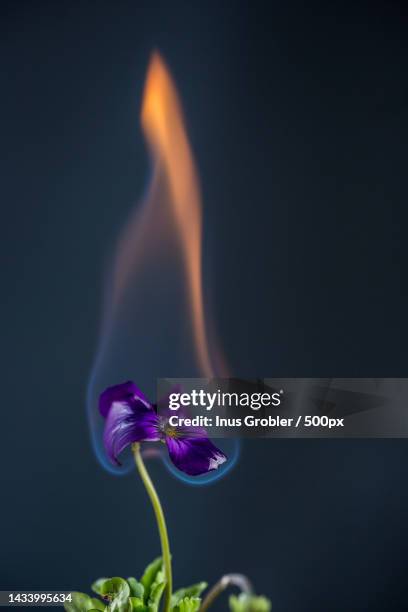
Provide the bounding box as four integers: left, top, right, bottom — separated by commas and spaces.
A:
1, 1, 408, 610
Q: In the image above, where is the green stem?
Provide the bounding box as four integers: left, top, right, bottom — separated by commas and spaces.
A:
132, 443, 172, 612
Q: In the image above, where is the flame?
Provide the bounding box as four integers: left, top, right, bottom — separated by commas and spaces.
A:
141, 53, 212, 376
111, 51, 222, 378
88, 52, 236, 480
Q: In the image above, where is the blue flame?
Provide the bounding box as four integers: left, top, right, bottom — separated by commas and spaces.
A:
162, 439, 240, 485
87, 349, 240, 484
86, 336, 136, 476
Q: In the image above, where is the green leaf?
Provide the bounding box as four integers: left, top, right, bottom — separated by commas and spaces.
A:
140, 557, 163, 603
147, 567, 166, 612
64, 592, 105, 612
91, 579, 109, 596
229, 593, 271, 612
171, 596, 201, 612
97, 577, 131, 612
129, 597, 148, 612
127, 577, 145, 599
89, 601, 106, 612
171, 582, 207, 608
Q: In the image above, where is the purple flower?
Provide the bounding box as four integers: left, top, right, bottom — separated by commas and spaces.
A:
99, 381, 227, 476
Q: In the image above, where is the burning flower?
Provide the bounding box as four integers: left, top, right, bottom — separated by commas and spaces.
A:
70, 53, 271, 612
100, 381, 227, 476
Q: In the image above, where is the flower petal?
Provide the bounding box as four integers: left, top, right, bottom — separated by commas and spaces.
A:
99, 381, 150, 417
103, 400, 160, 465
99, 381, 160, 465
166, 435, 227, 476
